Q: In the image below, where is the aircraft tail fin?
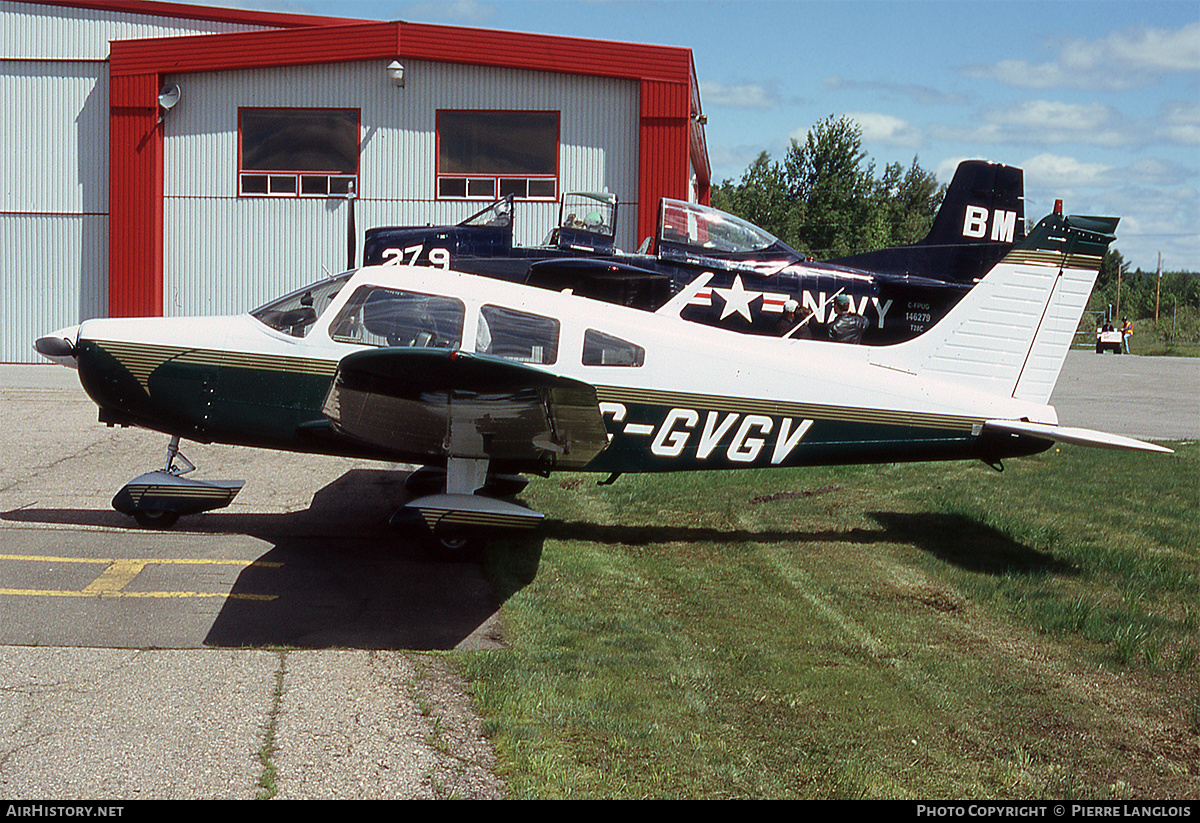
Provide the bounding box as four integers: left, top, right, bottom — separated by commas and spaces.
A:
832, 160, 1024, 283
871, 210, 1118, 406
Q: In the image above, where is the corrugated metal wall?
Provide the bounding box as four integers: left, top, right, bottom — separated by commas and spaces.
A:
0, 1, 262, 59
0, 1, 267, 362
161, 59, 640, 317
0, 60, 109, 360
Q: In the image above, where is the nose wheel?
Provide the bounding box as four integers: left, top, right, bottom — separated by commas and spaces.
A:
132, 509, 180, 529
112, 436, 244, 528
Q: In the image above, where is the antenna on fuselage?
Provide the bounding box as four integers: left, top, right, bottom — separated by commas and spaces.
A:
346, 181, 357, 270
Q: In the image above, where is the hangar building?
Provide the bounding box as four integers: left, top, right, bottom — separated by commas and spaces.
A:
2, 0, 710, 362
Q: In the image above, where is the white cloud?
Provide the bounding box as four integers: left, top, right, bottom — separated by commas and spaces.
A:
1160, 100, 1200, 145
1020, 153, 1112, 188
844, 112, 922, 148
933, 100, 1131, 147
961, 22, 1200, 90
1092, 21, 1200, 74
989, 100, 1113, 131
700, 81, 777, 109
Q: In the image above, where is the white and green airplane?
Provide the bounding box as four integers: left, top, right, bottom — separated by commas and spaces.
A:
35, 207, 1170, 549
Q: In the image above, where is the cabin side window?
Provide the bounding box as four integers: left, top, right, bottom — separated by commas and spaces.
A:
329, 286, 465, 348
477, 306, 559, 365
582, 329, 644, 366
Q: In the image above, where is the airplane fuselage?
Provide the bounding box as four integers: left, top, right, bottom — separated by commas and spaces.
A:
41, 208, 1164, 537
71, 264, 1056, 476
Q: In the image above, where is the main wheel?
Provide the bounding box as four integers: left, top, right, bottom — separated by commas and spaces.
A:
429, 528, 483, 561
132, 509, 180, 529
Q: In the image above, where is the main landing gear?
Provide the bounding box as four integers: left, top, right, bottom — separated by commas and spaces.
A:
111, 436, 244, 529
390, 462, 542, 555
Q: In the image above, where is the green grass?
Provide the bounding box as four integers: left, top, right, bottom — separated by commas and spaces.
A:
457, 443, 1199, 798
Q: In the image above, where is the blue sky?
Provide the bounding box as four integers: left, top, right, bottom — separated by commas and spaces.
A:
197, 0, 1198, 272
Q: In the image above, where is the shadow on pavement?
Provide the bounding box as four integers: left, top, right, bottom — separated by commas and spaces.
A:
2, 469, 547, 651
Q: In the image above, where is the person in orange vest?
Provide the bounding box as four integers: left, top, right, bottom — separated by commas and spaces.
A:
1121, 316, 1133, 354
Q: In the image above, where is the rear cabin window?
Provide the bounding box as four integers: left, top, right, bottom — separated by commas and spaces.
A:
477, 306, 559, 365
582, 329, 644, 366
329, 286, 465, 348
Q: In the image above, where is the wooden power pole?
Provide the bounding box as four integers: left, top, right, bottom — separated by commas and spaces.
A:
1154, 252, 1162, 326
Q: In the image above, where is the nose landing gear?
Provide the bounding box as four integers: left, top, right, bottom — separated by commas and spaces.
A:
111, 436, 244, 529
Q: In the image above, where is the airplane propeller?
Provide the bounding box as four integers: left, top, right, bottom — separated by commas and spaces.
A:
34, 335, 76, 359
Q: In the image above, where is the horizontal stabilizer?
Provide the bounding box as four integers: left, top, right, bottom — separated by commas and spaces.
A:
983, 420, 1173, 454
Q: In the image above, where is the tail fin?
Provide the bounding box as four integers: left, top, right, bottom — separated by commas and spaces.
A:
871, 210, 1118, 405
833, 160, 1024, 282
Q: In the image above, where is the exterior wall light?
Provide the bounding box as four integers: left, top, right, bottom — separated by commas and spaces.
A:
157, 84, 180, 123
386, 61, 405, 88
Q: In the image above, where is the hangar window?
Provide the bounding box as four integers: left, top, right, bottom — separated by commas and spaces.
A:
239, 108, 360, 198
437, 110, 559, 201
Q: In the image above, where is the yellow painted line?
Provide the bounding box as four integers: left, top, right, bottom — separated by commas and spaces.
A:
0, 588, 276, 601
82, 559, 149, 595
0, 554, 282, 567
0, 554, 282, 601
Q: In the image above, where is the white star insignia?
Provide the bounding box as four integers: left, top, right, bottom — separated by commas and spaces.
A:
712, 275, 758, 321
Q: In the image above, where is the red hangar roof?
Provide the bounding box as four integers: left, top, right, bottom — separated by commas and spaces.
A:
90, 5, 710, 317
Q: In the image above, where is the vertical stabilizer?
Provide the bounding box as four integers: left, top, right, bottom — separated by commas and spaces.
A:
871, 212, 1118, 403
832, 160, 1025, 282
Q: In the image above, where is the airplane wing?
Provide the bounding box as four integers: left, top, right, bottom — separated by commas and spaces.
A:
321, 347, 611, 470
983, 420, 1173, 454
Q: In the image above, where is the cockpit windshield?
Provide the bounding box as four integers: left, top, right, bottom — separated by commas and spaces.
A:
251, 272, 352, 337
459, 195, 514, 228
559, 192, 617, 239
658, 199, 779, 254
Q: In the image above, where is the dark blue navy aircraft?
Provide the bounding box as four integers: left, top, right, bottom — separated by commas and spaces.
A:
362, 160, 1025, 345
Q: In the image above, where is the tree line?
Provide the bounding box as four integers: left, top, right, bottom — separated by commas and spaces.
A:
1091, 249, 1199, 347
710, 114, 944, 258
712, 114, 1198, 347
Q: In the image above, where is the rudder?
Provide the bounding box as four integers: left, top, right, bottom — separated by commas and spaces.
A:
870, 210, 1118, 403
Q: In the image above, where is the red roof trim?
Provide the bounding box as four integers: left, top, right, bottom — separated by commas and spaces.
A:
19, 0, 364, 29
109, 20, 695, 85
394, 22, 693, 84
110, 21, 402, 76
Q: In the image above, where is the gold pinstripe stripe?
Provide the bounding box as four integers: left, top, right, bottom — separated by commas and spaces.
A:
418, 509, 542, 530
594, 385, 982, 433
93, 341, 338, 392
94, 345, 986, 434
126, 485, 238, 505
1001, 249, 1104, 271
